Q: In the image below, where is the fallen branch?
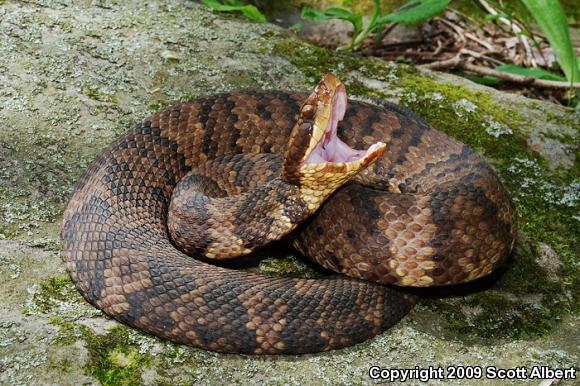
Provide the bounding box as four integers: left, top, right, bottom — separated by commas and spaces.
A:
420, 55, 462, 70
460, 48, 505, 66
420, 56, 580, 89
461, 63, 536, 84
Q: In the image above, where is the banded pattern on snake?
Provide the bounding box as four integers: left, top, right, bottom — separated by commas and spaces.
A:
61, 74, 516, 354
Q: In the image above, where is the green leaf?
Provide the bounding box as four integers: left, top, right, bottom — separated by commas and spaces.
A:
300, 7, 328, 21
301, 6, 352, 21
290, 22, 302, 32
495, 64, 566, 81
301, 6, 362, 34
520, 0, 579, 83
323, 7, 354, 19
464, 74, 504, 86
377, 0, 449, 25
238, 6, 266, 22
484, 12, 511, 22
201, 0, 266, 22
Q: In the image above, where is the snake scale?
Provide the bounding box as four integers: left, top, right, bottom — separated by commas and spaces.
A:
61, 74, 516, 354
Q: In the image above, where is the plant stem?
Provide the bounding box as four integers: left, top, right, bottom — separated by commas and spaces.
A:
343, 0, 382, 50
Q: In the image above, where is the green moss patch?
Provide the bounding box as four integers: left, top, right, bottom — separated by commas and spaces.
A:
82, 84, 119, 104
50, 317, 207, 385
258, 254, 321, 278
85, 328, 150, 386
398, 77, 525, 159
23, 276, 82, 315
51, 319, 152, 386
272, 38, 406, 95
22, 275, 101, 319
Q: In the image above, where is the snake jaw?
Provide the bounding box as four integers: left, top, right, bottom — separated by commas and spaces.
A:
296, 74, 386, 187
283, 74, 386, 188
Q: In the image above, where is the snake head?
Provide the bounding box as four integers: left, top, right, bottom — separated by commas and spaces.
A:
283, 73, 386, 193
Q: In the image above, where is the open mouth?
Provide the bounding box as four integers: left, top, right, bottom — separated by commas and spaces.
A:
305, 83, 385, 166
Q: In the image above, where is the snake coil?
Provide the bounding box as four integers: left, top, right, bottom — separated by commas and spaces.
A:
61, 74, 516, 354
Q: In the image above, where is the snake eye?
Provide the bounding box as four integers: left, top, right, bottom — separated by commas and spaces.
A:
302, 104, 315, 118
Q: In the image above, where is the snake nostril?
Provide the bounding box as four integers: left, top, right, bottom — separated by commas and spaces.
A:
299, 122, 312, 132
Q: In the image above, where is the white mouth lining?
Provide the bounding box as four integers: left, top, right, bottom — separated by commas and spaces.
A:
305, 86, 378, 164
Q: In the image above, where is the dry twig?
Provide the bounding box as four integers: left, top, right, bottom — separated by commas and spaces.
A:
420, 56, 580, 89
439, 18, 466, 44
464, 32, 494, 51
477, 0, 536, 66
460, 48, 505, 66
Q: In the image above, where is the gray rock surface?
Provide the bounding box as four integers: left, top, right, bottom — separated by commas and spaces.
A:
0, 1, 578, 385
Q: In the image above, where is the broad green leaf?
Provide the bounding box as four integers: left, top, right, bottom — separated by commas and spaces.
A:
378, 0, 449, 25
495, 64, 566, 81
300, 7, 328, 21
520, 0, 579, 83
238, 6, 266, 22
301, 6, 353, 21
326, 8, 363, 32
202, 0, 241, 11
323, 7, 354, 19
301, 6, 362, 34
201, 0, 266, 22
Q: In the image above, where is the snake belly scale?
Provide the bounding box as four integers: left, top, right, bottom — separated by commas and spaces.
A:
61, 74, 516, 354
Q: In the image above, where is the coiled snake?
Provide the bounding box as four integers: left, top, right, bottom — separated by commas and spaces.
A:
61, 74, 516, 354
